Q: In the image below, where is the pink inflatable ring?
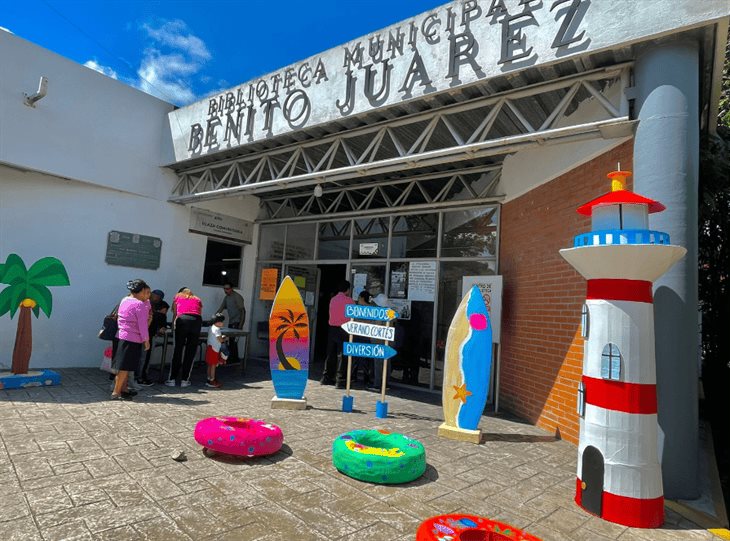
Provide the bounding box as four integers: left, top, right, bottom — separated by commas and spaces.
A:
194, 417, 283, 457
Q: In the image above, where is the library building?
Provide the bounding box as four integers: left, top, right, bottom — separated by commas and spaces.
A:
1, 0, 728, 501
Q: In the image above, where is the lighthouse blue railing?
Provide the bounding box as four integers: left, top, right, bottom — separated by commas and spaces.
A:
573, 229, 671, 247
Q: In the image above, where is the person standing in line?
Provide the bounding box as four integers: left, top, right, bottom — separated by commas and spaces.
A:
320, 279, 353, 388
166, 287, 203, 387
137, 289, 169, 386
217, 282, 246, 363
111, 279, 151, 401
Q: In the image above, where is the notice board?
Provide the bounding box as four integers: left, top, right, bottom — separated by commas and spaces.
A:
105, 231, 162, 270
260, 268, 279, 300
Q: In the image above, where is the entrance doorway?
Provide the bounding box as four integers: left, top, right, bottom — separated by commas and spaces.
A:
313, 264, 347, 367
581, 445, 604, 516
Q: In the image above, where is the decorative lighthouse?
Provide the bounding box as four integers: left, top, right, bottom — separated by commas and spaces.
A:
559, 168, 686, 528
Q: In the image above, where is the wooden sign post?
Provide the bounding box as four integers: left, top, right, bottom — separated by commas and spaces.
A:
341, 304, 398, 417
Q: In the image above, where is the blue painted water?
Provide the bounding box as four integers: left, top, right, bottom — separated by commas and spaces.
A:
457, 286, 493, 431
272, 369, 309, 400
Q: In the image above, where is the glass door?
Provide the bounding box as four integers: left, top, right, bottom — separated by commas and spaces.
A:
283, 264, 320, 363
386, 261, 435, 389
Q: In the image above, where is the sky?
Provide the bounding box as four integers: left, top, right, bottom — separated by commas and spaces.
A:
0, 0, 445, 106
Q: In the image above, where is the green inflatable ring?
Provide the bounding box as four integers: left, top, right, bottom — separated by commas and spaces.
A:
332, 429, 426, 484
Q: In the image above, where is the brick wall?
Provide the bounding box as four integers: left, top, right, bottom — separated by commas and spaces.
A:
498, 141, 634, 445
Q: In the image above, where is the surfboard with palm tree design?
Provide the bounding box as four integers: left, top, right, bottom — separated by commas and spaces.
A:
268, 276, 309, 400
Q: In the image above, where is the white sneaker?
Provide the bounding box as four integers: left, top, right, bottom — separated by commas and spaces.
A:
164, 380, 176, 387
181, 380, 191, 388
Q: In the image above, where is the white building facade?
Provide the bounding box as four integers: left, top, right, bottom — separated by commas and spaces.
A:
1, 0, 728, 502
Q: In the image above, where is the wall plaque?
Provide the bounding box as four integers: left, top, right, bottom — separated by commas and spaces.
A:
105, 231, 162, 270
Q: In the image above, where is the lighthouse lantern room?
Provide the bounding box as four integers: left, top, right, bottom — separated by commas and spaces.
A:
559, 168, 686, 528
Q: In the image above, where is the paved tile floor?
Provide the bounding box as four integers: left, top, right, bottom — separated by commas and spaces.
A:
0, 365, 716, 541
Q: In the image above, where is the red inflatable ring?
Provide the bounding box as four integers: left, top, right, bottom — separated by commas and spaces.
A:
194, 417, 283, 457
416, 514, 541, 541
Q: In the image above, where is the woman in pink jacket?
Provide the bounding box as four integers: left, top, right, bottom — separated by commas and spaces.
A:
111, 279, 151, 400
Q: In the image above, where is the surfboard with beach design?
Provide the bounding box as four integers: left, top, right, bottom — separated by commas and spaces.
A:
269, 276, 309, 400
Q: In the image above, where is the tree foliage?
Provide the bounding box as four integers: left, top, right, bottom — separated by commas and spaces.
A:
699, 28, 730, 371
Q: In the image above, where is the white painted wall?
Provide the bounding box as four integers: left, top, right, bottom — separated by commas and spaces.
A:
0, 167, 260, 370
0, 30, 176, 198
0, 33, 261, 370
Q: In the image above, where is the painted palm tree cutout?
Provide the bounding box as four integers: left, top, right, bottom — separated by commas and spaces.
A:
274, 309, 307, 370
0, 254, 70, 374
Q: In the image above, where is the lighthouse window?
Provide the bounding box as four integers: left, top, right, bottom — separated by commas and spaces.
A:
600, 343, 622, 380
577, 381, 586, 417
581, 304, 590, 339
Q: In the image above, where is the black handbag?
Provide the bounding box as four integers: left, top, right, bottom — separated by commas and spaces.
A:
98, 306, 119, 341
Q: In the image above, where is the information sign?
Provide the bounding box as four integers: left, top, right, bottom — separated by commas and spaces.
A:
344, 304, 398, 321
343, 342, 397, 359
341, 321, 395, 341
259, 268, 279, 300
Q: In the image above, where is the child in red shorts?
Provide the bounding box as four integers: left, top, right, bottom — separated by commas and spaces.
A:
205, 313, 228, 388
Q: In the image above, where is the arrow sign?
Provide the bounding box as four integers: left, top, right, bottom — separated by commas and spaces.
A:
344, 304, 398, 321
343, 342, 397, 359
341, 320, 396, 341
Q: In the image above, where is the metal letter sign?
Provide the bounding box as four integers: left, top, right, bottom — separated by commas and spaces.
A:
341, 321, 396, 341
344, 304, 398, 321
343, 342, 397, 360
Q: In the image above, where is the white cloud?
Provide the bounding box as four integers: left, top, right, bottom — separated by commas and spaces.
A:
141, 20, 210, 62
136, 19, 211, 105
83, 59, 119, 80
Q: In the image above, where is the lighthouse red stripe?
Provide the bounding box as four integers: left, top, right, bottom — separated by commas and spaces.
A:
575, 478, 664, 528
602, 491, 664, 528
583, 376, 657, 414
587, 279, 653, 303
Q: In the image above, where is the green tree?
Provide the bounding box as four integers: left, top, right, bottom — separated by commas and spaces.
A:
698, 27, 730, 515
0, 254, 70, 374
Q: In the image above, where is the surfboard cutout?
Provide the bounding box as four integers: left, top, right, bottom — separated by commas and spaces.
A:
269, 276, 309, 400
441, 284, 493, 432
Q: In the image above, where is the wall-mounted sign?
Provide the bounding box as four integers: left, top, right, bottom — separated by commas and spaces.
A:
387, 298, 411, 321
408, 261, 436, 301
259, 268, 279, 300
189, 207, 253, 244
168, 0, 727, 162
389, 270, 407, 299
462, 275, 503, 343
352, 272, 368, 299
105, 231, 162, 270
358, 242, 379, 256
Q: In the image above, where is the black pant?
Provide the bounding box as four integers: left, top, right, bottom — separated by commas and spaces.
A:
170, 315, 202, 383
140, 322, 165, 379
228, 321, 241, 364
322, 326, 348, 384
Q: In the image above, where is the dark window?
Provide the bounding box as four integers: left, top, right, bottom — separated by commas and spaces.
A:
581, 304, 590, 339
203, 239, 242, 287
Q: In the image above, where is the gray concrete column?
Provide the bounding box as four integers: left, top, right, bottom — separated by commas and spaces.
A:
633, 41, 700, 499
